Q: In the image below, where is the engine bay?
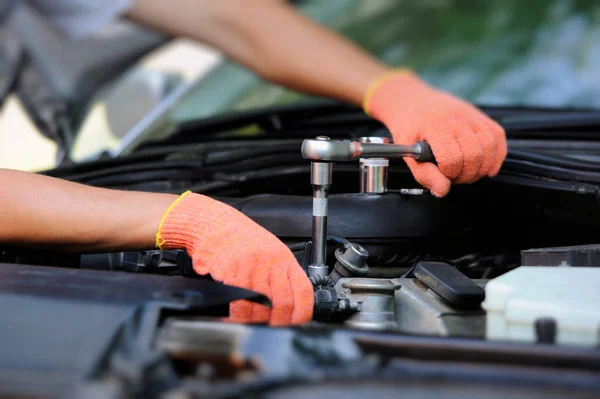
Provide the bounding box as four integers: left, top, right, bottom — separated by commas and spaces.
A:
6, 104, 600, 338
2, 104, 600, 397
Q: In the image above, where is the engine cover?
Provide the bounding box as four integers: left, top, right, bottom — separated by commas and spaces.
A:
221, 193, 468, 240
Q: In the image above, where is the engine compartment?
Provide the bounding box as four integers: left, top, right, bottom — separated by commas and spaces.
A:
3, 105, 600, 397
5, 140, 600, 342
5, 105, 600, 341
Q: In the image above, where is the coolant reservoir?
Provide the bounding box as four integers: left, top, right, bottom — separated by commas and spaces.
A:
483, 267, 600, 346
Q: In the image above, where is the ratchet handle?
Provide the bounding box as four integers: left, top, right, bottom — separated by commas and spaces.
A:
415, 141, 436, 163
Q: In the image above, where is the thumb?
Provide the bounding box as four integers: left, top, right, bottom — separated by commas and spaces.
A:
405, 159, 451, 197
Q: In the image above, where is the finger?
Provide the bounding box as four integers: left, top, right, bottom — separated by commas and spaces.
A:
390, 127, 419, 146
288, 259, 314, 324
248, 252, 274, 323
487, 120, 507, 176
451, 126, 484, 184
249, 303, 271, 324
192, 255, 214, 278
405, 159, 451, 197
228, 300, 267, 324
223, 258, 258, 323
470, 120, 497, 180
267, 252, 295, 326
421, 128, 464, 181
196, 242, 237, 281
193, 254, 258, 324
394, 127, 464, 181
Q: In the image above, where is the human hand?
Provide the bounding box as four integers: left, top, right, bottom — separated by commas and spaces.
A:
364, 69, 507, 197
156, 191, 314, 325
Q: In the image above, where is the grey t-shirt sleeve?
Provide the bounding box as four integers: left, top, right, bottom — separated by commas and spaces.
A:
24, 0, 133, 39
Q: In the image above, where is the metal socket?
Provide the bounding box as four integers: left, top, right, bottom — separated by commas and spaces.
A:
359, 136, 389, 193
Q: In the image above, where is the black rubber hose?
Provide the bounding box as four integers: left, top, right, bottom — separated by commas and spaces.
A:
501, 159, 600, 183
204, 143, 301, 166
83, 169, 202, 187
287, 242, 308, 252
501, 112, 600, 131
205, 153, 302, 173
492, 172, 600, 194
59, 160, 205, 182
508, 149, 600, 172
67, 154, 302, 187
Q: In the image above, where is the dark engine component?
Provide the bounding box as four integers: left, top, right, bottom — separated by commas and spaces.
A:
80, 249, 195, 276
221, 193, 461, 240
218, 187, 600, 271
521, 244, 600, 267
311, 274, 358, 321
413, 262, 485, 310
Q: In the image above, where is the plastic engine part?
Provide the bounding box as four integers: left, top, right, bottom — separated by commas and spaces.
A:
414, 261, 485, 309
483, 266, 600, 346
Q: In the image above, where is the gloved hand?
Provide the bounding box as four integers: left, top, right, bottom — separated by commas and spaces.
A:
363, 69, 507, 197
155, 191, 314, 326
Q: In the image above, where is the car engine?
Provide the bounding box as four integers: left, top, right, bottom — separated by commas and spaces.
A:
3, 104, 600, 398
3, 104, 599, 345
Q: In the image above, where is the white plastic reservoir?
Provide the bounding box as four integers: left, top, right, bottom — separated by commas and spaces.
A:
483, 266, 600, 346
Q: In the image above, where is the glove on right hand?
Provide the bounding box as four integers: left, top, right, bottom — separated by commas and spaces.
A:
364, 69, 507, 197
156, 191, 314, 326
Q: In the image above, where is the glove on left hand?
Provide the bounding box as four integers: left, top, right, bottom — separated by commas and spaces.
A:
156, 191, 314, 326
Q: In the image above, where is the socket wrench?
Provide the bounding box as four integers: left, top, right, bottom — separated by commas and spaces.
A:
303, 137, 436, 277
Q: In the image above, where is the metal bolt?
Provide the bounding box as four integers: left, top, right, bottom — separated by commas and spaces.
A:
400, 188, 426, 195
338, 299, 360, 313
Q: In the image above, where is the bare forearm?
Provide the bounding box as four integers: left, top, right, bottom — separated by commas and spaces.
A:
127, 0, 386, 106
0, 169, 177, 252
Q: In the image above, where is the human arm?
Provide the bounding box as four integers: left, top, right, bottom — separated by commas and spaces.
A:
0, 168, 313, 325
125, 0, 386, 107
26, 0, 506, 195
125, 0, 507, 196
0, 168, 176, 252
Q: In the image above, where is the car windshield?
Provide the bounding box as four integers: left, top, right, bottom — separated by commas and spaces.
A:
169, 0, 600, 127
59, 0, 600, 163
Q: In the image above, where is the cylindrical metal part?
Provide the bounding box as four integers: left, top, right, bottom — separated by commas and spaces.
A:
359, 137, 389, 193
310, 162, 331, 273
360, 159, 389, 193
330, 243, 369, 283
340, 243, 369, 267
309, 136, 333, 277
337, 278, 398, 330
310, 160, 333, 186
399, 188, 426, 195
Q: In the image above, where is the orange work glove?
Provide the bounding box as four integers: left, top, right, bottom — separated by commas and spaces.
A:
364, 69, 507, 197
155, 191, 314, 326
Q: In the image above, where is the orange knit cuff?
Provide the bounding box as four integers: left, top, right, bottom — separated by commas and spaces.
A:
363, 68, 416, 116
155, 190, 192, 250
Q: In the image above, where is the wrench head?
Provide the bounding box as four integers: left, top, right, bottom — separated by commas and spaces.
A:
301, 139, 361, 161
